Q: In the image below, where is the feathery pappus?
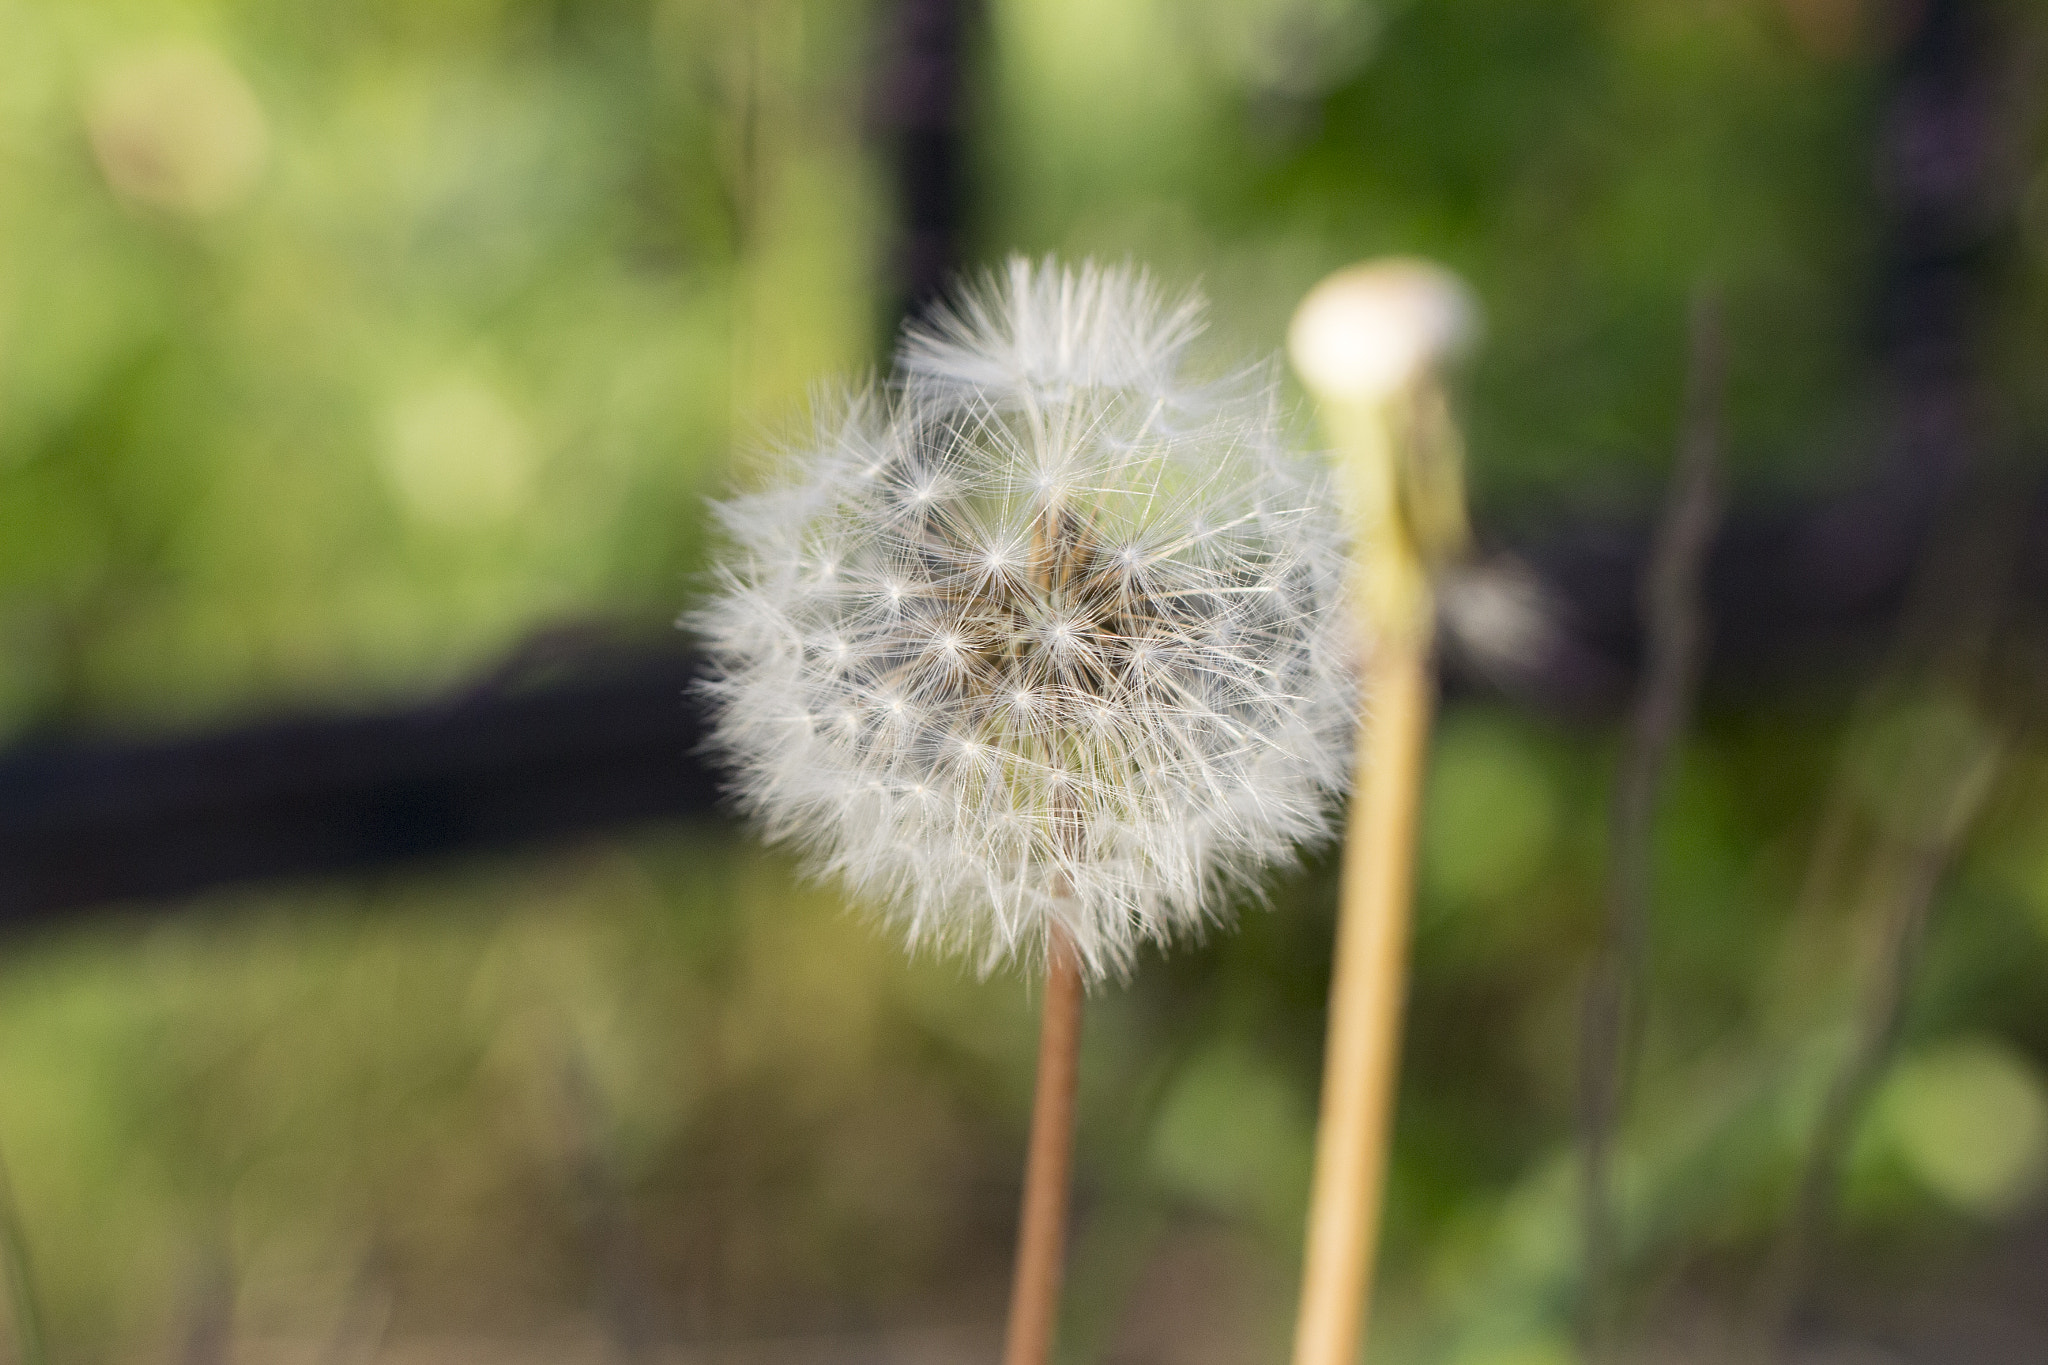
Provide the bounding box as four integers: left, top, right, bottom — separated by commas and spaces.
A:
694, 258, 1358, 980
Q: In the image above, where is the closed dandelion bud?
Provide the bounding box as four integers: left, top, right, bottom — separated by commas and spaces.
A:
695, 258, 1357, 981
1290, 258, 1479, 638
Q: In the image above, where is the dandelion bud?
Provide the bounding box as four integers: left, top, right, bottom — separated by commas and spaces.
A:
1291, 259, 1478, 637
1288, 258, 1477, 405
696, 258, 1358, 980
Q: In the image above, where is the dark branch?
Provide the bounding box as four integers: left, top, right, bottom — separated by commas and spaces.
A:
1577, 287, 1724, 1358
1, 465, 2043, 927
0, 643, 717, 924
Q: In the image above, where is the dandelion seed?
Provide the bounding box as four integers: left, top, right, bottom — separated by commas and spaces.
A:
695, 256, 1358, 980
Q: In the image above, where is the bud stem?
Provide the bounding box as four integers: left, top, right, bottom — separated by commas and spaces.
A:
1292, 626, 1435, 1365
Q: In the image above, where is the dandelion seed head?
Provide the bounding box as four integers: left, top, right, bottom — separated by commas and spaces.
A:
695, 257, 1359, 980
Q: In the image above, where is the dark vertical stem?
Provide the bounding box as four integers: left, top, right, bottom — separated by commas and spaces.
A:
1752, 833, 1954, 1353
871, 0, 974, 336
1749, 486, 2021, 1360
1577, 290, 1724, 1358
1747, 0, 2022, 1345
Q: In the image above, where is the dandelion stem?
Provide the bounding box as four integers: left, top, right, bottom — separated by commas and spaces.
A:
1292, 631, 1434, 1365
1287, 257, 1472, 1365
1002, 924, 1085, 1365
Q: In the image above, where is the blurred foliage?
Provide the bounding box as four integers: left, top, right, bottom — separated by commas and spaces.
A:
3, 0, 2048, 1361
0, 0, 878, 731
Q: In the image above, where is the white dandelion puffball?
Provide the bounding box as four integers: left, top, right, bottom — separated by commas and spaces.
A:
696, 258, 1358, 980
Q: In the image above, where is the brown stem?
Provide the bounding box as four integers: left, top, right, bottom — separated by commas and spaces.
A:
1751, 840, 1944, 1354
1291, 635, 1435, 1365
1002, 924, 1085, 1365
1578, 288, 1723, 1358
1751, 723, 2001, 1356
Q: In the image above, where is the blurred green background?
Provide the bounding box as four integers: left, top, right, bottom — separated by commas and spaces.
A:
4, 0, 2048, 1361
